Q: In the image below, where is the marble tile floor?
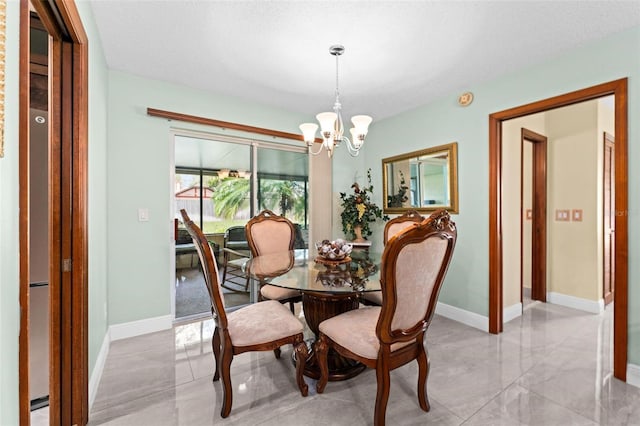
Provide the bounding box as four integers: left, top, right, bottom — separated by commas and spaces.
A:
30, 405, 49, 426
89, 303, 640, 426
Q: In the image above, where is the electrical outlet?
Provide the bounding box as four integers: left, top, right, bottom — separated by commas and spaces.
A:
525, 209, 532, 220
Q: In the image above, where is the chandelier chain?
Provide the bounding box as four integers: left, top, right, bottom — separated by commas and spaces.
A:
335, 53, 340, 101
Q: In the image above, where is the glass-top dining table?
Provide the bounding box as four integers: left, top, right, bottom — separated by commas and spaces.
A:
247, 248, 381, 381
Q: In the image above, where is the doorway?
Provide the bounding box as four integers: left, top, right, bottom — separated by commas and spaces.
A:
521, 128, 547, 305
19, 1, 89, 425
27, 11, 50, 421
603, 132, 615, 306
488, 79, 628, 382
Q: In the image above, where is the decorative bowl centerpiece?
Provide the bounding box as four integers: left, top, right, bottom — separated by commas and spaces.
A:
315, 239, 353, 265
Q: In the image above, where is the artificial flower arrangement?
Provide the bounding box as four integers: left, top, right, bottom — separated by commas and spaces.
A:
339, 168, 389, 241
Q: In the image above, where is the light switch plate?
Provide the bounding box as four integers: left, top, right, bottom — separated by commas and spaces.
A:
555, 209, 570, 221
138, 208, 150, 222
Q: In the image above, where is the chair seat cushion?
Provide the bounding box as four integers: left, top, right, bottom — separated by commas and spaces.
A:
227, 300, 303, 347
226, 257, 249, 269
319, 307, 412, 359
260, 284, 300, 301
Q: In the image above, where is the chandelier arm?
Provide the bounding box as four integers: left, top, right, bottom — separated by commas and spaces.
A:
308, 142, 325, 156
342, 136, 361, 157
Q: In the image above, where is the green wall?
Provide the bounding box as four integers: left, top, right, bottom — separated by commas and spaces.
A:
76, 1, 110, 386
0, 2, 21, 423
106, 71, 310, 325
334, 25, 640, 364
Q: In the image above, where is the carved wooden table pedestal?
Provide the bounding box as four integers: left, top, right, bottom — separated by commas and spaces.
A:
300, 291, 366, 381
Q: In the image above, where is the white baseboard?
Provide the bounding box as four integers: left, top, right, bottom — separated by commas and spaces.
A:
546, 292, 604, 314
435, 302, 488, 332
503, 303, 522, 324
89, 330, 110, 411
628, 364, 640, 389
109, 315, 172, 341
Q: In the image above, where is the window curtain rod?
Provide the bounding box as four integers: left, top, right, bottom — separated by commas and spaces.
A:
147, 108, 322, 144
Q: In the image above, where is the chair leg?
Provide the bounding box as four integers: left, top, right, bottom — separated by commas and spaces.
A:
315, 334, 329, 394
374, 357, 391, 426
221, 251, 230, 285
416, 339, 431, 412
294, 338, 309, 397
244, 273, 251, 292
289, 300, 295, 314
219, 337, 234, 418
212, 327, 221, 381
273, 347, 281, 359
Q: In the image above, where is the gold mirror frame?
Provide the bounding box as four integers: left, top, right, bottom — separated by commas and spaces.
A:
382, 142, 458, 214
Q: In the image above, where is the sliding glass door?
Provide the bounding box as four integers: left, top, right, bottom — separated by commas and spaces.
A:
173, 133, 308, 320
257, 147, 309, 248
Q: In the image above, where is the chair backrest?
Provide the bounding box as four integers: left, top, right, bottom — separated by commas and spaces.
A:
248, 250, 295, 280
383, 210, 425, 245
180, 209, 228, 328
176, 227, 193, 245
245, 209, 295, 256
376, 209, 457, 345
224, 226, 249, 250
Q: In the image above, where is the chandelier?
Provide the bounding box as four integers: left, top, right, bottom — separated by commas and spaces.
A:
299, 45, 372, 158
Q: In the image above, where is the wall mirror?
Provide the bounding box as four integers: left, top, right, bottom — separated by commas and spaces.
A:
382, 142, 458, 214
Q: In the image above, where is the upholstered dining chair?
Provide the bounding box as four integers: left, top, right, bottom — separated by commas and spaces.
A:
383, 209, 425, 245
316, 210, 457, 426
361, 209, 425, 306
245, 209, 303, 313
180, 209, 308, 418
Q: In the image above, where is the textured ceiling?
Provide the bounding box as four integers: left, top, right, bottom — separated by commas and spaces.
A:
89, 0, 640, 121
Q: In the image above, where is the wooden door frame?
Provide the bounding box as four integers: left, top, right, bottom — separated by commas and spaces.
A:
489, 78, 628, 381
520, 128, 547, 303
19, 1, 88, 425
603, 132, 615, 306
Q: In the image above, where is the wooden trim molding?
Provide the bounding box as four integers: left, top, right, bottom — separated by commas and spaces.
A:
613, 80, 628, 382
488, 78, 628, 382
488, 113, 503, 332
19, 1, 31, 423
146, 107, 323, 144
